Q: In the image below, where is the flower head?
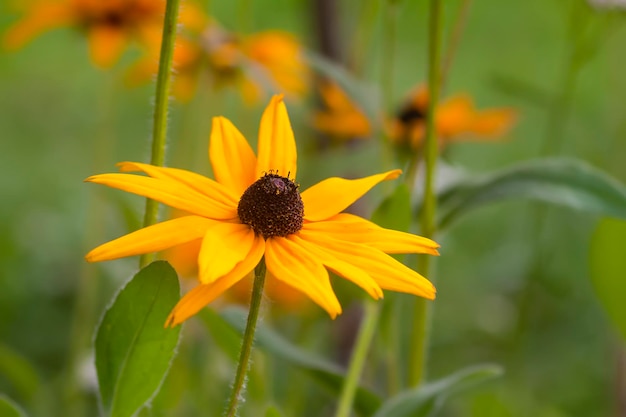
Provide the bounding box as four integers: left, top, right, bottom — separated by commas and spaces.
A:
5, 0, 205, 68
313, 80, 372, 140
4, 0, 178, 68
86, 95, 438, 326
388, 84, 517, 151
127, 21, 309, 103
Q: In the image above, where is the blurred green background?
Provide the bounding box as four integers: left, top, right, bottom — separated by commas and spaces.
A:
1, 0, 625, 416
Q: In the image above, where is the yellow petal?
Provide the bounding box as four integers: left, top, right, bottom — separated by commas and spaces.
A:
165, 277, 240, 327
256, 95, 297, 179
265, 237, 342, 318
303, 213, 440, 255
198, 223, 257, 284
209, 117, 258, 195
117, 161, 239, 205
86, 173, 237, 220
86, 216, 214, 262
166, 235, 265, 326
3, 3, 73, 50
299, 230, 436, 300
301, 170, 402, 222
293, 234, 383, 299
87, 25, 128, 68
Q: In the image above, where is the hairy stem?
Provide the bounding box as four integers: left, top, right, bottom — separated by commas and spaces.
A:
139, 0, 181, 268
224, 259, 267, 417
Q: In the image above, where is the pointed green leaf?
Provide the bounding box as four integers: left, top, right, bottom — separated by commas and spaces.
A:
221, 308, 382, 416
95, 261, 181, 417
0, 395, 27, 417
435, 158, 626, 230
372, 364, 503, 417
589, 218, 626, 339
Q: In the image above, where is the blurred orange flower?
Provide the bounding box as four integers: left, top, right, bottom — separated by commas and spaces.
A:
3, 0, 174, 68
128, 21, 310, 103
313, 80, 371, 139
388, 85, 517, 150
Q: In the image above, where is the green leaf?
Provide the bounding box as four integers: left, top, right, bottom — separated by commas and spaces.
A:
589, 218, 626, 340
0, 395, 27, 417
435, 158, 626, 230
0, 343, 40, 402
221, 308, 382, 416
95, 261, 182, 417
198, 308, 241, 362
372, 183, 412, 232
372, 364, 504, 417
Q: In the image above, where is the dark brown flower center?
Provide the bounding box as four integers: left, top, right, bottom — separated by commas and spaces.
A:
237, 173, 304, 239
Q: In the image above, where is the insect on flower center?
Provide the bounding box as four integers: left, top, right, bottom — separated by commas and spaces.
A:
237, 173, 304, 239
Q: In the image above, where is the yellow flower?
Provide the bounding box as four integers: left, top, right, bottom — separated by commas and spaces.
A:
127, 23, 309, 103
239, 31, 310, 103
163, 210, 311, 312
85, 95, 438, 326
313, 80, 372, 139
5, 0, 203, 68
388, 85, 517, 150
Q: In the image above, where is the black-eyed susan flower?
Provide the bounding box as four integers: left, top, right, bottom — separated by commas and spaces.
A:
85, 95, 438, 326
127, 22, 309, 103
313, 80, 372, 140
388, 84, 517, 150
162, 209, 312, 313
4, 0, 203, 68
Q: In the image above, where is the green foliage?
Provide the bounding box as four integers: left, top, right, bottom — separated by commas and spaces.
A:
372, 183, 412, 232
221, 308, 382, 416
0, 344, 39, 403
264, 405, 284, 417
198, 308, 242, 362
589, 218, 626, 340
372, 365, 504, 417
436, 158, 626, 230
0, 395, 27, 417
95, 261, 181, 417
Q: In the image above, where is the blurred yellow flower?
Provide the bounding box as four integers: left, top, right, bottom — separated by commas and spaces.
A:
128, 22, 310, 103
4, 0, 173, 68
388, 85, 517, 150
85, 95, 438, 326
313, 80, 372, 139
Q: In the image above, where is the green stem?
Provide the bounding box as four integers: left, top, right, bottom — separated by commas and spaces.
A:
408, 0, 443, 387
380, 0, 398, 111
139, 0, 181, 268
334, 300, 381, 417
224, 259, 267, 417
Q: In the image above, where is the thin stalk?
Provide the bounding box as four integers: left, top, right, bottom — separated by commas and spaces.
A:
408, 0, 443, 387
349, 0, 381, 75
139, 0, 181, 268
334, 300, 381, 417
440, 0, 472, 93
380, 0, 399, 111
224, 259, 267, 417
378, 0, 399, 179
